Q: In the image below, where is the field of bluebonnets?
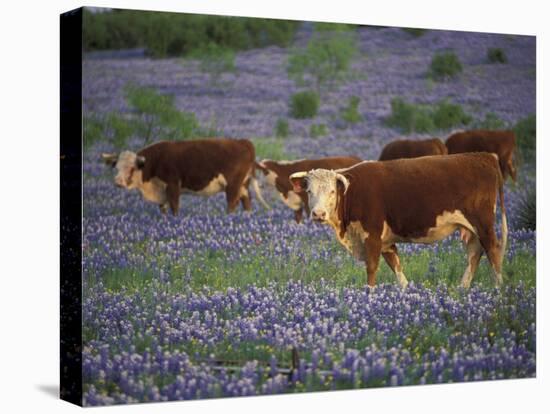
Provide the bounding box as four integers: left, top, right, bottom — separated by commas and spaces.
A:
82, 19, 536, 405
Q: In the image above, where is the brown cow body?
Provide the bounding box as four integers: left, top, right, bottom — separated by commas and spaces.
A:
445, 130, 517, 181
257, 156, 362, 222
379, 138, 447, 161
290, 153, 507, 289
102, 139, 268, 215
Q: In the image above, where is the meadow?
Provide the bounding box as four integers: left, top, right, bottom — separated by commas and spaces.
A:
82, 22, 536, 405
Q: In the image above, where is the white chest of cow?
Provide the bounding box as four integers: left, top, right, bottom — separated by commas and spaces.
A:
329, 220, 369, 261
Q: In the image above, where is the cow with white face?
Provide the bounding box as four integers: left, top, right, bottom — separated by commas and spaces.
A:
290, 153, 508, 289
255, 156, 361, 223
102, 139, 269, 215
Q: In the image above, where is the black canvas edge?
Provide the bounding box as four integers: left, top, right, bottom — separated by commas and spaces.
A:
60, 7, 83, 407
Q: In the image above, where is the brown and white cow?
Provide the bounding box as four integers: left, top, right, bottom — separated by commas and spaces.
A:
256, 156, 362, 223
101, 138, 269, 215
290, 153, 507, 289
378, 138, 447, 161
445, 130, 517, 181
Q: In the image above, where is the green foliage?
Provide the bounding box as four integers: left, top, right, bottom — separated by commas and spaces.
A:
274, 118, 289, 138
386, 98, 472, 133
517, 188, 536, 231
290, 90, 320, 119
191, 43, 236, 84
487, 48, 508, 64
83, 9, 299, 57
429, 51, 463, 80
124, 84, 198, 142
287, 31, 357, 92
431, 100, 472, 130
472, 112, 507, 130
340, 96, 362, 124
250, 138, 289, 160
402, 28, 427, 37
83, 115, 105, 150
514, 114, 536, 157
310, 123, 328, 138
107, 113, 134, 149
385, 98, 434, 133
314, 22, 357, 32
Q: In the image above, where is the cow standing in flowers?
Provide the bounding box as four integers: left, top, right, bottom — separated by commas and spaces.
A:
290, 153, 508, 289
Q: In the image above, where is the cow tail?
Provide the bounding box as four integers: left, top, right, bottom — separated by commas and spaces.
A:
497, 167, 508, 261
251, 177, 270, 210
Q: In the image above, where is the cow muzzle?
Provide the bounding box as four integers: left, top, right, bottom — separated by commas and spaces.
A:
311, 209, 327, 222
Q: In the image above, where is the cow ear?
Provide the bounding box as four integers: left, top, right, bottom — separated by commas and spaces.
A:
289, 171, 308, 193
336, 173, 350, 194
135, 155, 146, 169
101, 153, 118, 168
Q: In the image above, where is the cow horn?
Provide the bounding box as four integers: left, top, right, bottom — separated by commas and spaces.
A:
290, 171, 308, 179
101, 152, 118, 167
336, 173, 350, 194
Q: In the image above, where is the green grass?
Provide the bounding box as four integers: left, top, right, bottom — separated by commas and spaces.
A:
250, 137, 290, 160
86, 238, 535, 295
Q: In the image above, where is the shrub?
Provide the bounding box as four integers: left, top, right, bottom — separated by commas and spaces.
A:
287, 31, 357, 93
250, 138, 289, 160
385, 98, 434, 133
402, 28, 427, 37
431, 101, 472, 130
125, 84, 198, 142
429, 51, 462, 80
83, 115, 105, 150
314, 22, 357, 32
487, 48, 508, 64
275, 119, 289, 138
514, 114, 536, 158
107, 113, 134, 149
290, 90, 320, 119
517, 188, 536, 230
310, 123, 328, 138
386, 98, 472, 133
472, 112, 507, 129
340, 96, 362, 124
191, 43, 236, 84
83, 9, 300, 57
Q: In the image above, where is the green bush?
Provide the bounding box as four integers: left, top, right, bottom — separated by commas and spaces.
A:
340, 96, 362, 124
290, 90, 320, 119
431, 101, 472, 130
275, 119, 289, 138
402, 28, 427, 37
83, 115, 105, 150
314, 22, 357, 32
385, 98, 434, 133
287, 31, 357, 92
472, 112, 507, 129
125, 84, 198, 142
514, 114, 536, 157
107, 113, 134, 149
487, 48, 508, 64
309, 123, 328, 138
429, 51, 463, 80
83, 9, 299, 57
191, 43, 236, 84
517, 188, 536, 230
386, 98, 472, 133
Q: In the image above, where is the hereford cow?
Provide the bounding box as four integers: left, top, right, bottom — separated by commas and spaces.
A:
256, 156, 362, 223
378, 138, 447, 161
289, 153, 507, 289
101, 139, 269, 215
445, 130, 517, 181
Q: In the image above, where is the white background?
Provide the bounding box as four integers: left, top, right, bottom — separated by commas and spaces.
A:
0, 0, 547, 412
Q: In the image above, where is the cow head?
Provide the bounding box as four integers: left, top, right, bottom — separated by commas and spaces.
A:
290, 169, 349, 222
101, 151, 146, 189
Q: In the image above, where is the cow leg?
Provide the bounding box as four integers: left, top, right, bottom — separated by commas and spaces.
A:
364, 237, 382, 288
382, 244, 408, 289
239, 185, 252, 211
159, 203, 168, 214
294, 208, 303, 223
166, 182, 180, 216
225, 183, 242, 213
477, 228, 504, 287
460, 231, 483, 288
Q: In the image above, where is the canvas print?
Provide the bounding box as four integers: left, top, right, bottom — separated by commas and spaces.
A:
61, 6, 536, 406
